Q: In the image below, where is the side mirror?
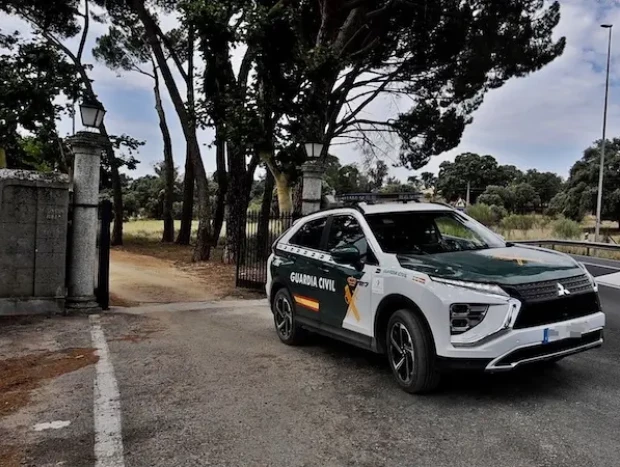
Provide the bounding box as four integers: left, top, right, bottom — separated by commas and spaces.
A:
330, 245, 362, 265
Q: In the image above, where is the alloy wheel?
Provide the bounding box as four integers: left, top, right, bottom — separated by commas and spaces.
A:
274, 295, 293, 339
389, 322, 415, 384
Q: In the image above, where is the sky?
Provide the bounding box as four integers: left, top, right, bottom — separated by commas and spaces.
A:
2, 0, 620, 181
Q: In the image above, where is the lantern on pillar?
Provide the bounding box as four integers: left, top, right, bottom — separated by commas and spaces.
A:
303, 141, 324, 160
79, 98, 106, 129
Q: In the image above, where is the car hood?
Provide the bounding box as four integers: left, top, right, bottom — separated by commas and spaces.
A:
398, 245, 584, 285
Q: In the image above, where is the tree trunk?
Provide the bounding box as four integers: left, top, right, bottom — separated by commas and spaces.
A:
274, 174, 293, 214
225, 144, 248, 263
153, 61, 175, 243
256, 170, 275, 260
210, 126, 228, 248
0, 148, 6, 168
134, 0, 212, 260
176, 150, 194, 244
98, 124, 124, 246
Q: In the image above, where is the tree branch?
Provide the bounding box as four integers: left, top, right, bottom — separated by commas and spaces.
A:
155, 21, 190, 84
76, 0, 89, 63
238, 44, 254, 93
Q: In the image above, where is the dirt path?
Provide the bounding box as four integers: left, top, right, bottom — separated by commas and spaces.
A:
110, 249, 257, 306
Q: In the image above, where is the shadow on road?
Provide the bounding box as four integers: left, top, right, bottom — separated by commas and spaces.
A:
300, 333, 576, 400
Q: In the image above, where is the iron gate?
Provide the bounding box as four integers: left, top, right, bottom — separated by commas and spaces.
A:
236, 212, 295, 290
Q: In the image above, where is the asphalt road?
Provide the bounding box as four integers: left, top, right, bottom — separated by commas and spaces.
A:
93, 282, 620, 467
6, 259, 619, 467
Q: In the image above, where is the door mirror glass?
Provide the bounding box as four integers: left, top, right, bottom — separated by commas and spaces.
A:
330, 245, 361, 265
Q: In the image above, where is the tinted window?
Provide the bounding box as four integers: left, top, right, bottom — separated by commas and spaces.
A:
327, 216, 377, 264
290, 217, 327, 250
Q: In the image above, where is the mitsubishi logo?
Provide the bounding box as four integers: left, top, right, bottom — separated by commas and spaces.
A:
557, 283, 571, 297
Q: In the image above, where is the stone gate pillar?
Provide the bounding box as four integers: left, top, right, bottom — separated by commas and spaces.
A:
66, 131, 107, 312
301, 161, 324, 215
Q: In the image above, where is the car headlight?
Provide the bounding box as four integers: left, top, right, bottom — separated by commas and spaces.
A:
430, 277, 509, 298
578, 263, 598, 292
450, 304, 489, 334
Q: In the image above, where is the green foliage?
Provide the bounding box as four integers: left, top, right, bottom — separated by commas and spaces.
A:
0, 31, 80, 169
501, 214, 536, 231
380, 181, 419, 194
0, 0, 82, 38
551, 217, 582, 239
323, 155, 370, 194
490, 205, 508, 224
511, 182, 541, 214
437, 153, 525, 202
420, 172, 437, 190
521, 169, 563, 206
476, 193, 503, 207
558, 138, 620, 227
478, 185, 515, 210
466, 204, 495, 226
116, 163, 183, 220
545, 192, 568, 217
392, 2, 565, 168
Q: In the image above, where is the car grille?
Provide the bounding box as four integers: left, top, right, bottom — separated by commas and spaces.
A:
494, 329, 603, 367
509, 274, 592, 302
504, 274, 600, 329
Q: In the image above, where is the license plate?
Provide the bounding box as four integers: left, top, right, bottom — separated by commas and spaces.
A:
542, 322, 588, 344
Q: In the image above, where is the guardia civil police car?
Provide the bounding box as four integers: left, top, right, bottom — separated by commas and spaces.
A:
266, 193, 604, 393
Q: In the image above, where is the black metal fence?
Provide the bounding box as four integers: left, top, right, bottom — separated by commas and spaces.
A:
236, 212, 295, 290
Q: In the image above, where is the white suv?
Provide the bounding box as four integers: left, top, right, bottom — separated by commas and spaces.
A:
266, 198, 604, 393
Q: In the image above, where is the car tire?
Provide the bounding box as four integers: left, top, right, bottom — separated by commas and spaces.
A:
272, 288, 306, 345
386, 309, 440, 394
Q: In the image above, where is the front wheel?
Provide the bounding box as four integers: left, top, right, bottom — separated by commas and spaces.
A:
386, 309, 440, 394
272, 288, 306, 345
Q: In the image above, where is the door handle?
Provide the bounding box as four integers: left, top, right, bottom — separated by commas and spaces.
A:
319, 266, 331, 273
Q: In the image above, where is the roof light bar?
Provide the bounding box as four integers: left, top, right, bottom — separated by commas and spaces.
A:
336, 192, 422, 204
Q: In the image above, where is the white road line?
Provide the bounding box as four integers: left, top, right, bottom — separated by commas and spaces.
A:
90, 314, 125, 467
33, 420, 71, 431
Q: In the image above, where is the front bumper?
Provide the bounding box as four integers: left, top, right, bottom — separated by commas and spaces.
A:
437, 311, 606, 370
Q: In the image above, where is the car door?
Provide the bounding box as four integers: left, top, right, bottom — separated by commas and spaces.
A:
321, 215, 377, 337
286, 216, 329, 322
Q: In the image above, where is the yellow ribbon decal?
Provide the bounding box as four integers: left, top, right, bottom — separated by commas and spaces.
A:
344, 285, 360, 322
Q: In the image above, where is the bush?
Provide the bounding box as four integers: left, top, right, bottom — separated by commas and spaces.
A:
466, 204, 495, 226
545, 192, 568, 217
490, 205, 508, 224
501, 214, 536, 231
535, 215, 554, 229
551, 217, 582, 239
477, 193, 503, 207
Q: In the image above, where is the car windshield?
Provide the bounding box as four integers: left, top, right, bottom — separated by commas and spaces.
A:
365, 211, 506, 255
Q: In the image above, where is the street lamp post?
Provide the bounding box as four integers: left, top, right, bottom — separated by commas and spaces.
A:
596, 24, 613, 242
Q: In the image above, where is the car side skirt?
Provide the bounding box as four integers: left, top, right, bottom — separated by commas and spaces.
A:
296, 316, 379, 353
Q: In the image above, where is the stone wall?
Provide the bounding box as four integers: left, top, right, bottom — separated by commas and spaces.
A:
0, 169, 70, 316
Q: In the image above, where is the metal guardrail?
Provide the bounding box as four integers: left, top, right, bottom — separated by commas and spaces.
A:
513, 239, 620, 256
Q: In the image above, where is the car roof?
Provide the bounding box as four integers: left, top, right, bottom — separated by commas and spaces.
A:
359, 202, 454, 214
295, 202, 455, 225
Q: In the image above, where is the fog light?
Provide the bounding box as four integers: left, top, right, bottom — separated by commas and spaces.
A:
450, 304, 489, 334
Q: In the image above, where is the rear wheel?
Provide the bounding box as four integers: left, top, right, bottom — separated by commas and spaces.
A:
386, 309, 440, 394
272, 288, 305, 345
